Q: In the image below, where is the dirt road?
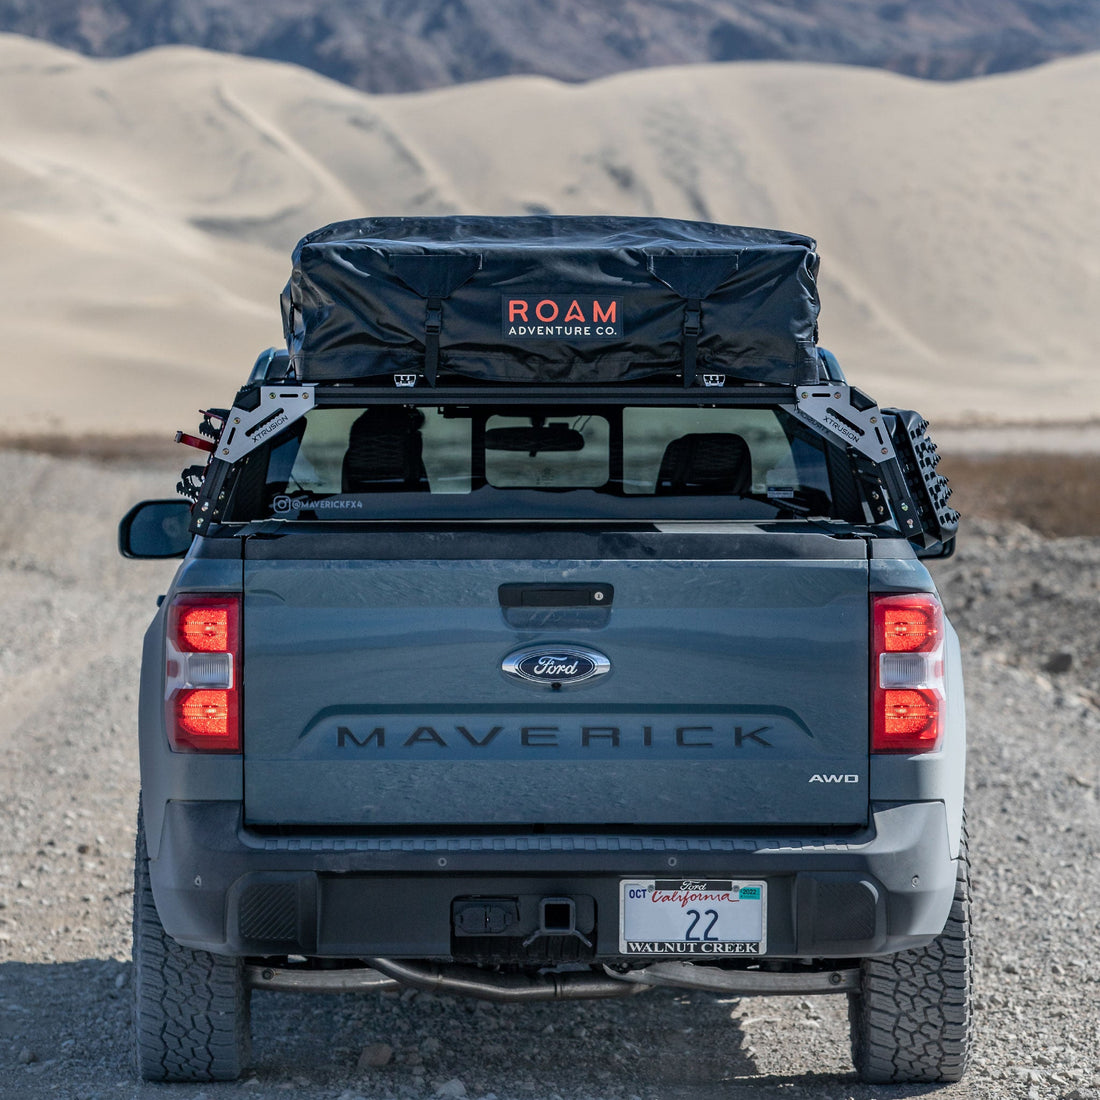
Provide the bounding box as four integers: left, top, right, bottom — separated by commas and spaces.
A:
1, 449, 1097, 1100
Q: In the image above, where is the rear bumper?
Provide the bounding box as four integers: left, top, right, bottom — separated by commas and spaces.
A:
149, 800, 957, 961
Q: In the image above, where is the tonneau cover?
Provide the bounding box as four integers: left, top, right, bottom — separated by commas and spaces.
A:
280, 216, 822, 386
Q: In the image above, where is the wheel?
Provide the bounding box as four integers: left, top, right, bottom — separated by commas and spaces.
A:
848, 816, 972, 1083
133, 801, 252, 1081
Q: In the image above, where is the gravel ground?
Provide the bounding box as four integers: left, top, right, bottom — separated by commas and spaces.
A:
1, 449, 1098, 1100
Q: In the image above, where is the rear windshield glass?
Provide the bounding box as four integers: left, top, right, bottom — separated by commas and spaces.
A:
230, 404, 855, 522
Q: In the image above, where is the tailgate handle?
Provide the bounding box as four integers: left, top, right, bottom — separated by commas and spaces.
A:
498, 583, 613, 609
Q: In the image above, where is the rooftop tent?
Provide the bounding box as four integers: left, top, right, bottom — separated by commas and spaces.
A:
280, 216, 823, 386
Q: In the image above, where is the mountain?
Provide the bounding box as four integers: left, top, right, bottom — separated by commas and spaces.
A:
2, 34, 1098, 437
1, 0, 1099, 92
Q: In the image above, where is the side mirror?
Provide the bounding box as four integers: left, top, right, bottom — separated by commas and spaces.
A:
119, 499, 194, 559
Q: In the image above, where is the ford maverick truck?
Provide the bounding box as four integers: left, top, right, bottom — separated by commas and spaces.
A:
120, 216, 969, 1084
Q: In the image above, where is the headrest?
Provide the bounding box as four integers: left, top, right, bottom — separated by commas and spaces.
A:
655, 433, 752, 495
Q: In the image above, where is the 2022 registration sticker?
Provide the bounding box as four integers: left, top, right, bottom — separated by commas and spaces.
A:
619, 879, 767, 955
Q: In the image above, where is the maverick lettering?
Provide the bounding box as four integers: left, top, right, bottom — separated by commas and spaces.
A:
502, 296, 622, 339
335, 722, 776, 750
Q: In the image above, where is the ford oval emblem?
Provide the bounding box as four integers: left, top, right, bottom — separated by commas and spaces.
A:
502, 645, 611, 690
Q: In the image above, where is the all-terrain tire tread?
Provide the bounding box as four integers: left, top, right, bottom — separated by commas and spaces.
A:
849, 816, 972, 1083
133, 802, 251, 1082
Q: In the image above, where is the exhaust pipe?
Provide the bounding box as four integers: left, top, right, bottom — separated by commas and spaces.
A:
249, 959, 641, 1001
366, 958, 649, 1003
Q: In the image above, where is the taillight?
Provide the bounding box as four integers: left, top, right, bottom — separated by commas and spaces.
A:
166, 594, 240, 752
872, 593, 944, 753
177, 604, 234, 652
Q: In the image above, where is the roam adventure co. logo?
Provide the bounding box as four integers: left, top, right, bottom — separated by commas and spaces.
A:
502, 296, 622, 340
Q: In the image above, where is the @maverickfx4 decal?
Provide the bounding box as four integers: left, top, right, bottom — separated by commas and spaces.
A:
272, 494, 364, 515
502, 645, 611, 689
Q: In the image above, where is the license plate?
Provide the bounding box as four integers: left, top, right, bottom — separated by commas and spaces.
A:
619, 879, 767, 956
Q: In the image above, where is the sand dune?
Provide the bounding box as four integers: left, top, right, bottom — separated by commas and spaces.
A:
1, 33, 1097, 437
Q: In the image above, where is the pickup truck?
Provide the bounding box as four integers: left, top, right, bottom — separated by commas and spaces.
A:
119, 216, 969, 1085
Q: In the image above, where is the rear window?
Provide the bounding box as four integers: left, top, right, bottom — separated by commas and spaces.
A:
228, 404, 855, 522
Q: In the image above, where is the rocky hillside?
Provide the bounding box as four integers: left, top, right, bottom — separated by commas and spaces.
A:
1, 0, 1098, 91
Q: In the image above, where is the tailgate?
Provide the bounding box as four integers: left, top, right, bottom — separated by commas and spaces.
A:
241, 530, 870, 827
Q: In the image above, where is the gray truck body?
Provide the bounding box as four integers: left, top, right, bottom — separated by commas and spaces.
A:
122, 216, 969, 1083
137, 520, 964, 962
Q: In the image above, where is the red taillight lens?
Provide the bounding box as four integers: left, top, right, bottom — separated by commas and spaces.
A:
872, 593, 944, 754
878, 689, 939, 749
173, 689, 239, 751
880, 598, 941, 653
178, 606, 231, 651
171, 596, 238, 653
166, 594, 241, 753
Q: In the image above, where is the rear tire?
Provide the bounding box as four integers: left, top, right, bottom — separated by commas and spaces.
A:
848, 816, 972, 1083
133, 802, 252, 1082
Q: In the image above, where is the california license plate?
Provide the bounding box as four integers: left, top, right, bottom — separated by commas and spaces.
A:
619, 879, 767, 955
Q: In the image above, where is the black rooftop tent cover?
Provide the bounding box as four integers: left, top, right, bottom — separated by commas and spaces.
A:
280, 216, 824, 386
